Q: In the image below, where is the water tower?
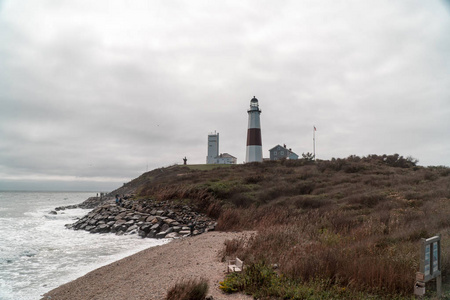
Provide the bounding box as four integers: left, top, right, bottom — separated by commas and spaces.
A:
245, 96, 263, 162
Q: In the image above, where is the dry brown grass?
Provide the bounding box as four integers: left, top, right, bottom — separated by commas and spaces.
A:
165, 278, 209, 300
129, 155, 450, 297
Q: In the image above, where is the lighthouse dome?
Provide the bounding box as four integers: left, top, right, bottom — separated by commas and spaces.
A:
250, 96, 259, 109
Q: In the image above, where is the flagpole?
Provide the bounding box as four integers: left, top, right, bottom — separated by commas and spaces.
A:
313, 125, 316, 161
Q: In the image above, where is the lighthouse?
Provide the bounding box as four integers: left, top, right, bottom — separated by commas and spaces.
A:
245, 96, 263, 162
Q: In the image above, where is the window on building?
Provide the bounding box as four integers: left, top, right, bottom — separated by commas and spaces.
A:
274, 151, 277, 155
280, 151, 284, 155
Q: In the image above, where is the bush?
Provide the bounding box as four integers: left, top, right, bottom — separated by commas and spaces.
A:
165, 278, 209, 300
293, 196, 331, 209
219, 262, 379, 299
221, 237, 247, 261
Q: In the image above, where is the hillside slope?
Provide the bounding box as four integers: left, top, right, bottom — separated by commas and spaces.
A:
115, 154, 450, 298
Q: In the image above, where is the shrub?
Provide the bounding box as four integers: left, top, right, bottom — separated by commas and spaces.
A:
346, 192, 387, 208
219, 262, 381, 299
244, 175, 264, 184
293, 196, 331, 209
165, 278, 209, 300
206, 201, 222, 219
221, 237, 247, 261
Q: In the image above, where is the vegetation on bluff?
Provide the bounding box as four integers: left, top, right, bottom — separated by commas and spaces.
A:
124, 154, 450, 299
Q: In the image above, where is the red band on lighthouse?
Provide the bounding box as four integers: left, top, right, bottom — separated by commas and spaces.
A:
246, 128, 262, 146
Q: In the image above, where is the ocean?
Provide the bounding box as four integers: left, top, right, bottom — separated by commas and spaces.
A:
0, 192, 169, 300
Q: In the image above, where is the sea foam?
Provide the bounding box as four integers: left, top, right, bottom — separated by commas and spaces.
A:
0, 192, 169, 300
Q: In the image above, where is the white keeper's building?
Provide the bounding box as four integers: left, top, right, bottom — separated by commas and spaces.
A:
206, 132, 237, 164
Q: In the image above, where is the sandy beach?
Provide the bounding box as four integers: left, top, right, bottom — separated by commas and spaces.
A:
42, 231, 253, 300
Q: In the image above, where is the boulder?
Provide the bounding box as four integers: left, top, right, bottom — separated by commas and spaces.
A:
126, 224, 138, 233
125, 220, 135, 226
115, 212, 127, 220
125, 213, 135, 221
163, 218, 175, 224
146, 215, 156, 222
94, 224, 110, 233
147, 230, 157, 238
140, 224, 152, 233
130, 214, 141, 221
85, 225, 95, 232
160, 223, 170, 232
165, 232, 179, 238
115, 219, 127, 226
150, 223, 160, 231
156, 232, 166, 239
111, 224, 120, 233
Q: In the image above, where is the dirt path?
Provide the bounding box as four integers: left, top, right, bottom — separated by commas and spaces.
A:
42, 232, 253, 300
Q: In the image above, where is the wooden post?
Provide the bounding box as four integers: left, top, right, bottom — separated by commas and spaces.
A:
437, 233, 442, 298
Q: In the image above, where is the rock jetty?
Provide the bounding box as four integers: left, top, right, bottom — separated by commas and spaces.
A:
56, 196, 110, 210
65, 198, 217, 239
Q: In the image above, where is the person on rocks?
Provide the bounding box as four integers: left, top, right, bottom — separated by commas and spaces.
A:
188, 221, 197, 235
115, 194, 122, 206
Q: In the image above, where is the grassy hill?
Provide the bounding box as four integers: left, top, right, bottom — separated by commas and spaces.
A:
119, 154, 450, 299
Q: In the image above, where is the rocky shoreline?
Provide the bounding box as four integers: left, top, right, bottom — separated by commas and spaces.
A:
57, 196, 217, 239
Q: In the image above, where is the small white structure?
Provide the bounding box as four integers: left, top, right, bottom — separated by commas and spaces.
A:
206, 132, 237, 164
245, 96, 263, 163
216, 153, 237, 164
227, 257, 244, 273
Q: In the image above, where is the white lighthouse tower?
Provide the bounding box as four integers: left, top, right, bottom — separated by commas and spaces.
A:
245, 96, 263, 163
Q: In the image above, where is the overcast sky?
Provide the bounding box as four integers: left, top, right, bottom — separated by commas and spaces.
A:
1, 1, 449, 191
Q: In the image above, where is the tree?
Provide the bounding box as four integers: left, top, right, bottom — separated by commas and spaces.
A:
302, 152, 315, 162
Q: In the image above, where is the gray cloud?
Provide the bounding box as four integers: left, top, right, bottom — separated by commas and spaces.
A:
1, 0, 449, 191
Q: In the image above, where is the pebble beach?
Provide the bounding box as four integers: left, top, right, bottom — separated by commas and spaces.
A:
42, 231, 253, 300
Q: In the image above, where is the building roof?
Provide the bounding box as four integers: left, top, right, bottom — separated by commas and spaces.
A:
268, 144, 298, 156
218, 153, 236, 158
269, 144, 282, 151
